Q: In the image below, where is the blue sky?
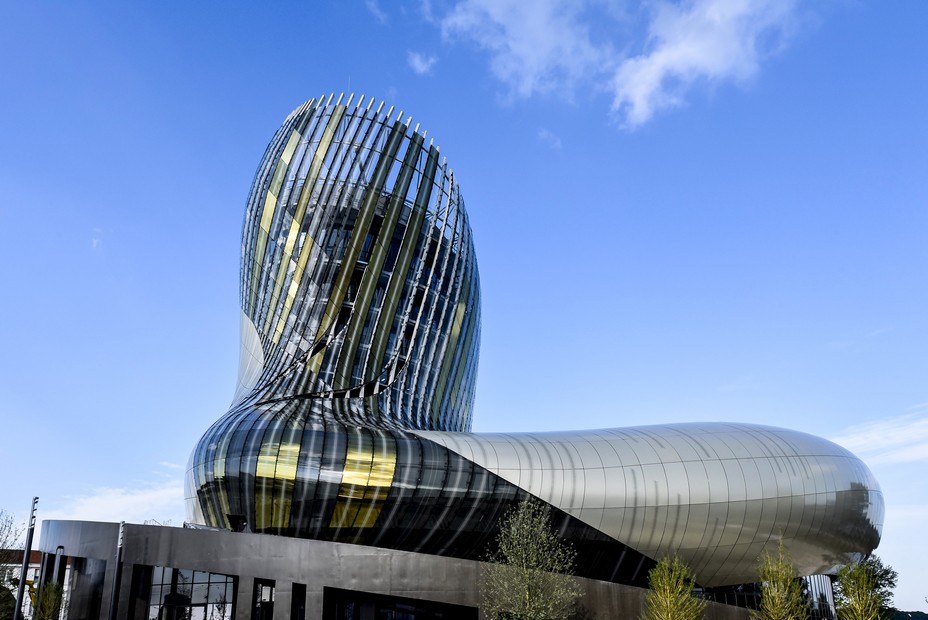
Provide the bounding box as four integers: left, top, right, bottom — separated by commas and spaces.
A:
1, 0, 926, 610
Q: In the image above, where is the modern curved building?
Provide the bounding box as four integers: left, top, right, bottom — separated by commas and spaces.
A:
35, 93, 883, 620
184, 93, 883, 591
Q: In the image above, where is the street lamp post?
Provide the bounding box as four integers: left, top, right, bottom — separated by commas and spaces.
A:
107, 522, 125, 620
14, 497, 38, 620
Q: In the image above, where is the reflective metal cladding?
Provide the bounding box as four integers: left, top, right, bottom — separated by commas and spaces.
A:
186, 94, 883, 588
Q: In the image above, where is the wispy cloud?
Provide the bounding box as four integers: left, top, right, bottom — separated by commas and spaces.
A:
366, 0, 388, 24
537, 127, 562, 149
41, 480, 185, 526
420, 0, 436, 24
611, 0, 797, 127
442, 0, 611, 99
408, 51, 439, 75
831, 409, 928, 465
439, 0, 802, 128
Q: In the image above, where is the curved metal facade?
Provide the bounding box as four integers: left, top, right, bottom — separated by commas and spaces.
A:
233, 93, 480, 432
187, 94, 883, 588
418, 423, 882, 586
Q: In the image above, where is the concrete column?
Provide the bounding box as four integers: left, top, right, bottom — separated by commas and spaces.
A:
235, 576, 254, 620
306, 590, 324, 620
273, 581, 291, 620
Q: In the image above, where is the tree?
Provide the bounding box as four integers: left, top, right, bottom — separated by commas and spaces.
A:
0, 510, 24, 620
481, 499, 581, 620
861, 556, 897, 619
0, 509, 23, 568
0, 588, 16, 620
751, 541, 808, 620
640, 553, 707, 620
32, 582, 65, 620
834, 556, 897, 620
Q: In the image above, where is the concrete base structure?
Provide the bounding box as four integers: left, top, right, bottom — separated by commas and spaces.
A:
38, 520, 749, 619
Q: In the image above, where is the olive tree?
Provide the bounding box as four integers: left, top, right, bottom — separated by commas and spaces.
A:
751, 541, 808, 620
481, 499, 581, 620
640, 553, 707, 620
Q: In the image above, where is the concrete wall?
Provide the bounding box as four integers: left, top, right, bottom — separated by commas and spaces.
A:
38, 520, 749, 619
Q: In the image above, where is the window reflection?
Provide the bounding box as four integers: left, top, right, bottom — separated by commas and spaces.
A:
147, 566, 234, 620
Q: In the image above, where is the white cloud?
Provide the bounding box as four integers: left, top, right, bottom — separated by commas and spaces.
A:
537, 127, 562, 149
611, 0, 797, 127
831, 411, 928, 465
440, 0, 802, 127
408, 51, 439, 75
41, 480, 185, 526
420, 0, 436, 24
442, 0, 611, 99
365, 0, 388, 24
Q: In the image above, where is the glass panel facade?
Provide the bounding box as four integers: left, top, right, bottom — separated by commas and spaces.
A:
189, 405, 654, 585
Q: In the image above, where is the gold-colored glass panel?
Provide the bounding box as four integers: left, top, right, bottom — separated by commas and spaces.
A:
431, 295, 469, 423
329, 434, 397, 529
254, 493, 273, 531
330, 501, 362, 528
256, 453, 278, 478
249, 127, 302, 315
271, 480, 293, 530
271, 236, 314, 344
274, 442, 300, 481
310, 121, 405, 375
264, 107, 345, 336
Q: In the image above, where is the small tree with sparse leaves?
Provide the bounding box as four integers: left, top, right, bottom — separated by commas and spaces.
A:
1, 510, 24, 620
481, 499, 581, 620
751, 541, 808, 620
0, 509, 23, 570
640, 553, 707, 620
834, 556, 897, 620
